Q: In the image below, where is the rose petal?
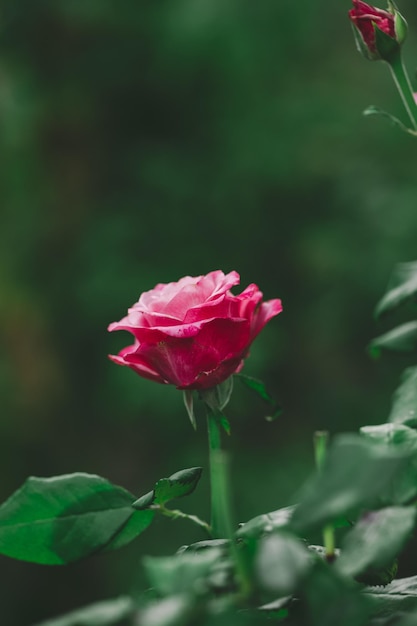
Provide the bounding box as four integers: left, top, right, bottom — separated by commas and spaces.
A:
136, 275, 201, 312
131, 318, 251, 388
251, 298, 283, 338
108, 344, 166, 384
202, 270, 240, 300
183, 294, 234, 324
163, 270, 240, 320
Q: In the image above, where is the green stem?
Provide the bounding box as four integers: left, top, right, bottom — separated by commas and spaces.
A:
206, 410, 252, 598
207, 411, 224, 538
158, 504, 212, 537
314, 430, 329, 469
314, 431, 336, 563
388, 53, 417, 131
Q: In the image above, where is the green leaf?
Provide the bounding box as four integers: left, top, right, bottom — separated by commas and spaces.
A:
178, 541, 234, 594
363, 106, 415, 136
258, 596, 292, 612
336, 506, 417, 578
33, 597, 135, 626
301, 560, 371, 626
361, 423, 417, 445
206, 608, 277, 626
140, 595, 195, 626
356, 559, 398, 588
177, 538, 229, 553
143, 549, 222, 596
389, 367, 417, 427
208, 409, 232, 435
102, 509, 156, 552
236, 374, 282, 421
154, 467, 203, 505
359, 425, 417, 507
218, 412, 231, 435
236, 506, 294, 541
236, 374, 273, 403
365, 576, 417, 616
133, 468, 203, 509
375, 262, 417, 318
0, 473, 154, 564
395, 608, 417, 626
255, 531, 312, 596
291, 435, 416, 534
133, 490, 155, 511
369, 321, 417, 357
183, 390, 196, 430
154, 467, 203, 504
363, 104, 414, 134
204, 608, 277, 626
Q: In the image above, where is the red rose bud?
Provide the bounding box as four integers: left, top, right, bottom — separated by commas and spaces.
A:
349, 0, 407, 62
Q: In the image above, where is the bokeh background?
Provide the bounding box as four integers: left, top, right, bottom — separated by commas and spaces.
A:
2, 0, 417, 623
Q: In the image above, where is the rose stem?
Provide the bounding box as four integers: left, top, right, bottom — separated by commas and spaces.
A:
207, 412, 252, 597
207, 411, 226, 538
157, 504, 212, 537
314, 431, 336, 562
388, 52, 417, 131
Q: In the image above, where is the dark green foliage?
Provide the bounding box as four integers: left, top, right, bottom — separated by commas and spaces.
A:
154, 468, 203, 506
299, 560, 371, 626
360, 423, 417, 445
218, 413, 232, 436
369, 322, 417, 357
0, 473, 154, 564
388, 367, 417, 427
365, 577, 417, 617
139, 595, 197, 626
5, 274, 417, 624
236, 374, 282, 421
291, 434, 417, 533
375, 263, 417, 319
133, 467, 203, 509
143, 550, 222, 596
336, 507, 417, 578
236, 506, 294, 540
101, 509, 156, 553
255, 532, 312, 596
363, 106, 415, 136
133, 491, 155, 511
5, 403, 417, 623
33, 597, 136, 626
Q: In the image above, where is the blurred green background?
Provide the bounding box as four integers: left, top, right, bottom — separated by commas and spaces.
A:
2, 0, 417, 623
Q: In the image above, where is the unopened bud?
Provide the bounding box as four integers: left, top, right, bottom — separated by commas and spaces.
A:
348, 0, 407, 62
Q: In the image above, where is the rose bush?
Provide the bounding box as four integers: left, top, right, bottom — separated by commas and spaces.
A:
108, 270, 282, 390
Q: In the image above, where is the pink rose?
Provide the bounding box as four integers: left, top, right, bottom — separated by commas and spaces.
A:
108, 270, 282, 390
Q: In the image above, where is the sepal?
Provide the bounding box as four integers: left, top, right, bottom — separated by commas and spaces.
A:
199, 376, 234, 413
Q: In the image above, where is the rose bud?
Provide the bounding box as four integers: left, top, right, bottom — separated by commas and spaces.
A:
108, 270, 282, 390
348, 0, 407, 62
